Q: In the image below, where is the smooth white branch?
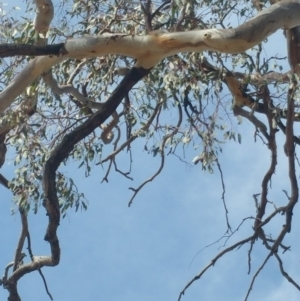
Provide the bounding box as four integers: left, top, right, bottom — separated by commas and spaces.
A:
1, 0, 300, 112
33, 0, 54, 36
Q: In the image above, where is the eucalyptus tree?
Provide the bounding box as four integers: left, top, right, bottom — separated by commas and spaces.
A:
1, 0, 300, 300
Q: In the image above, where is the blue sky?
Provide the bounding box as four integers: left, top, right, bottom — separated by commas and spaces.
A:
1, 123, 300, 301
0, 1, 300, 301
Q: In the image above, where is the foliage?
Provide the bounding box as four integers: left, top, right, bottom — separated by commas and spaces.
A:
0, 0, 300, 300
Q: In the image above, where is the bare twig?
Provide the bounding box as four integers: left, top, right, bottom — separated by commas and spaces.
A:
274, 253, 300, 290
27, 233, 53, 300
189, 217, 254, 269
244, 252, 272, 301
97, 100, 163, 165
215, 157, 231, 232
178, 235, 255, 301
128, 100, 182, 206
247, 238, 255, 274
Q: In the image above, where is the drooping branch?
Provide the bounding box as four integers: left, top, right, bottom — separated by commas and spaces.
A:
41, 65, 150, 269
128, 97, 182, 206
2, 67, 150, 301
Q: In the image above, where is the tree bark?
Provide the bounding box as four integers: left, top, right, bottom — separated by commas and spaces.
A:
0, 43, 65, 58
1, 1, 300, 111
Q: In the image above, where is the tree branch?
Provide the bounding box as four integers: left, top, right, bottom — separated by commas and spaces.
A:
2, 1, 300, 112
0, 44, 65, 58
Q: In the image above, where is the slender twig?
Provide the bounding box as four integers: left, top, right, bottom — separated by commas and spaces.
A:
27, 233, 53, 300
101, 158, 113, 183
189, 217, 254, 268
112, 126, 134, 180
247, 238, 255, 274
67, 59, 87, 84
215, 157, 231, 232
128, 100, 182, 206
97, 101, 163, 165
274, 253, 300, 290
244, 252, 272, 301
175, 3, 188, 32
152, 0, 171, 19
178, 235, 255, 301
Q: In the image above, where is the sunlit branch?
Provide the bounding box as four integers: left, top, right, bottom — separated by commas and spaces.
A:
67, 59, 87, 84
3, 1, 300, 112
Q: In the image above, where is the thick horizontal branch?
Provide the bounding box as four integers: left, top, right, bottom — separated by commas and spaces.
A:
0, 43, 65, 58
1, 1, 300, 112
